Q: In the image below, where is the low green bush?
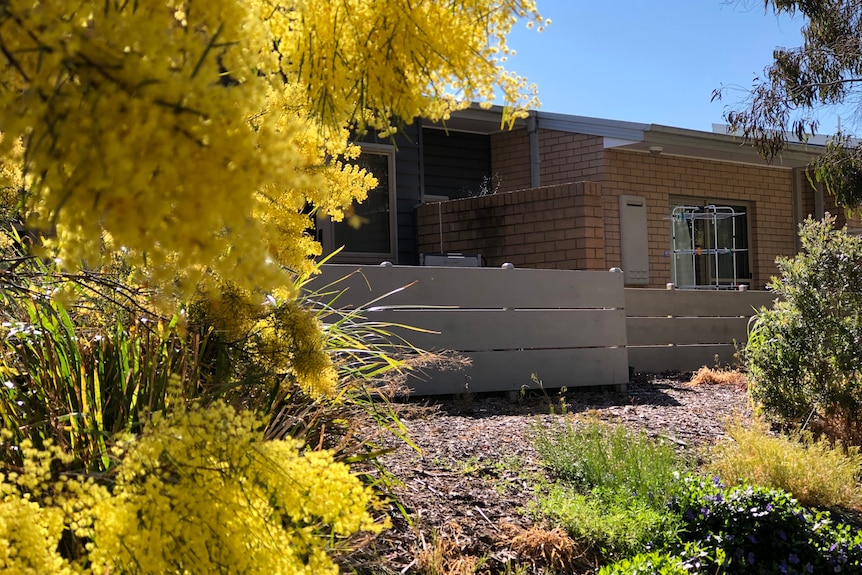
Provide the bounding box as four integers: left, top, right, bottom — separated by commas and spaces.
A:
670, 476, 862, 574
538, 485, 681, 560
598, 551, 688, 575
531, 418, 686, 498
531, 419, 687, 560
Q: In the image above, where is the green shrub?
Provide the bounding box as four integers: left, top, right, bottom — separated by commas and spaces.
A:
598, 551, 688, 575
0, 295, 207, 473
746, 215, 862, 443
707, 418, 862, 509
538, 485, 681, 560
531, 419, 687, 560
531, 418, 686, 498
670, 476, 862, 574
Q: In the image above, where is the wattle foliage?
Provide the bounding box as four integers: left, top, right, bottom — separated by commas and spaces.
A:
0, 400, 385, 574
0, 0, 544, 295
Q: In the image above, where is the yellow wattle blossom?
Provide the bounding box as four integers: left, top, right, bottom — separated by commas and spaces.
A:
0, 135, 23, 223
0, 0, 543, 296
0, 434, 107, 574
0, 403, 384, 574
0, 498, 73, 575
90, 400, 384, 574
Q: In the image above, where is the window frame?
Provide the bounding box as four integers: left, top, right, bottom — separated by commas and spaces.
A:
669, 196, 752, 289
317, 143, 398, 264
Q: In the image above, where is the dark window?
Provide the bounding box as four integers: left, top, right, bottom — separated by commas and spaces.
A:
332, 152, 393, 255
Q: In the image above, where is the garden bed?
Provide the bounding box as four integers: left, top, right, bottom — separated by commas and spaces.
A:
349, 372, 752, 574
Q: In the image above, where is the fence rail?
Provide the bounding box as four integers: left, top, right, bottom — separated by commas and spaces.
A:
307, 265, 776, 394
308, 264, 629, 394
624, 288, 776, 373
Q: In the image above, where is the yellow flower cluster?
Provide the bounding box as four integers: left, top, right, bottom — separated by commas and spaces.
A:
191, 285, 336, 398
0, 497, 71, 574
0, 0, 543, 296
0, 434, 107, 574
0, 136, 23, 223
246, 298, 339, 398
277, 0, 545, 132
92, 400, 383, 574
0, 401, 384, 574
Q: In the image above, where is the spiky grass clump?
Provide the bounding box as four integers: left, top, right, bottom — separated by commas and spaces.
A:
707, 418, 862, 509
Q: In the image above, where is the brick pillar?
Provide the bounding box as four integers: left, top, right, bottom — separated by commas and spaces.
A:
574, 181, 606, 270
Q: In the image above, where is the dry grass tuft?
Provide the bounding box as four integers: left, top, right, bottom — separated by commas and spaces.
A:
689, 366, 747, 389
413, 523, 485, 575
708, 418, 862, 509
500, 522, 596, 573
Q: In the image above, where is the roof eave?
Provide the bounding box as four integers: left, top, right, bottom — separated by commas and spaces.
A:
633, 124, 822, 168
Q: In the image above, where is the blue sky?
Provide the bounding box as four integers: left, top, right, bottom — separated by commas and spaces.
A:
502, 1, 845, 134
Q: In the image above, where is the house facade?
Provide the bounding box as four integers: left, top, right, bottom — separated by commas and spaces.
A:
320, 107, 855, 290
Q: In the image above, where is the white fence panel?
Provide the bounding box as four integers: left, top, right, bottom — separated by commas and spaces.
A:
307, 265, 629, 394
625, 288, 776, 373
306, 267, 778, 391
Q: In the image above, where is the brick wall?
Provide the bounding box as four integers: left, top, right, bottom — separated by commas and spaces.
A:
489, 129, 531, 192
538, 131, 605, 185
429, 130, 803, 289
489, 129, 606, 193
599, 149, 797, 289
416, 182, 606, 270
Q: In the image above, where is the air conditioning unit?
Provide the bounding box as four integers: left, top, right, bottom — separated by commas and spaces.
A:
420, 253, 483, 267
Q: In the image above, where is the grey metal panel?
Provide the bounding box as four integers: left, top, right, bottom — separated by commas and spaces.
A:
625, 289, 777, 318
309, 265, 626, 309
364, 309, 627, 350
619, 195, 649, 285
405, 347, 630, 394
645, 124, 822, 169
535, 111, 648, 141
421, 254, 483, 267
423, 105, 529, 134
627, 345, 738, 374
626, 317, 749, 346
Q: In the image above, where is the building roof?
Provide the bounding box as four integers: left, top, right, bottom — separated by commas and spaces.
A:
429, 105, 823, 169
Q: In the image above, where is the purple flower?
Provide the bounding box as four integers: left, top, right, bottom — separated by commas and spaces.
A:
707, 493, 724, 504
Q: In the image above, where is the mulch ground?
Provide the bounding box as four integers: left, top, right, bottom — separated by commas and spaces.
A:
345, 372, 752, 574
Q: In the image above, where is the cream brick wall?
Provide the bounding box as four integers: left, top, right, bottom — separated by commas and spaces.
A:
539, 131, 605, 185
432, 129, 802, 289
600, 149, 797, 289
490, 129, 605, 192
416, 182, 605, 270
489, 129, 531, 192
